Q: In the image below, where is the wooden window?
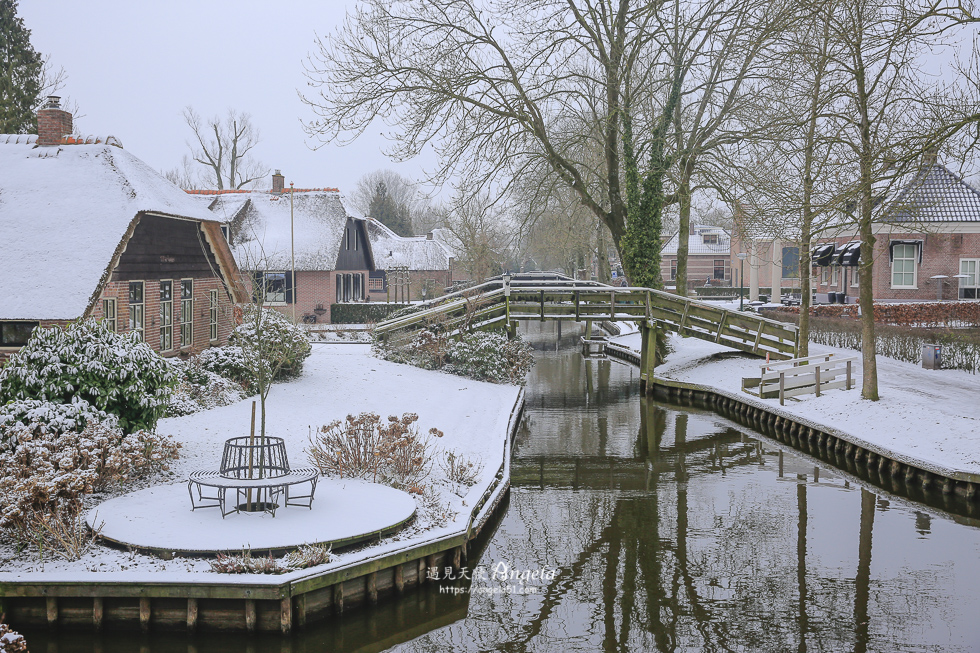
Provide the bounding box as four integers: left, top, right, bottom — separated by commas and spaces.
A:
261, 272, 287, 304
0, 321, 38, 346
160, 280, 173, 351
368, 276, 384, 291
180, 279, 193, 348
703, 233, 718, 245
128, 281, 144, 341
891, 244, 917, 288
820, 266, 829, 284
851, 267, 860, 287
209, 290, 219, 341
670, 259, 677, 280
103, 298, 117, 332
960, 259, 979, 299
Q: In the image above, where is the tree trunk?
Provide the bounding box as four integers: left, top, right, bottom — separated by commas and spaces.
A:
675, 158, 695, 297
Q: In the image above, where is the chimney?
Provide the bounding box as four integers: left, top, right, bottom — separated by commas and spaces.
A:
426, 231, 434, 240
922, 147, 938, 168
272, 170, 285, 194
37, 96, 73, 146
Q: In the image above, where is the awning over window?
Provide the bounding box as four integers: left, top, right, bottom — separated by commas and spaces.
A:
835, 241, 862, 267
812, 244, 835, 266
888, 239, 923, 264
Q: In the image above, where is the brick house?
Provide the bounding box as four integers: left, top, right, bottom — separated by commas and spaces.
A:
661, 225, 733, 290
811, 161, 980, 303
0, 98, 247, 363
366, 219, 456, 300
199, 174, 377, 323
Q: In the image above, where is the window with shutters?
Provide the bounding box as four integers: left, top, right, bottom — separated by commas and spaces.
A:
259, 272, 287, 304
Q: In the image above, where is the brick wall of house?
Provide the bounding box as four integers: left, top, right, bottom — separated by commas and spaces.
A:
92, 276, 237, 357
812, 232, 980, 302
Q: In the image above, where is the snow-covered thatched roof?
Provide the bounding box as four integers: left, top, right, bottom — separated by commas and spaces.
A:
366, 219, 452, 271
205, 190, 355, 271
0, 139, 218, 321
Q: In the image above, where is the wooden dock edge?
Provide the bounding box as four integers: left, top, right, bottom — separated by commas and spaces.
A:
0, 390, 525, 634
604, 341, 980, 505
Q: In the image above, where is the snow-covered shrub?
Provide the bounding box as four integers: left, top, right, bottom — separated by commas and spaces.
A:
307, 412, 443, 489
0, 398, 114, 451
232, 306, 312, 381
374, 329, 534, 385
0, 320, 177, 433
0, 416, 179, 555
439, 450, 484, 487
165, 357, 248, 417
446, 332, 534, 384
196, 345, 257, 393
0, 622, 27, 653
209, 543, 332, 575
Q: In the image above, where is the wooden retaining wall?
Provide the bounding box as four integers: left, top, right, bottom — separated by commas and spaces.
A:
605, 342, 980, 507
0, 393, 525, 634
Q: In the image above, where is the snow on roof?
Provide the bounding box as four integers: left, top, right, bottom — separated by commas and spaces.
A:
0, 140, 217, 321
661, 227, 731, 256
209, 190, 354, 271
884, 163, 980, 223
366, 219, 452, 271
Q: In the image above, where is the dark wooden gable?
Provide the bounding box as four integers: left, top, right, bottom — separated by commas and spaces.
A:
335, 218, 374, 271
112, 213, 223, 282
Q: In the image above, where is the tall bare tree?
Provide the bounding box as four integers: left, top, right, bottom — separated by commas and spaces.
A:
182, 107, 269, 190
302, 0, 672, 283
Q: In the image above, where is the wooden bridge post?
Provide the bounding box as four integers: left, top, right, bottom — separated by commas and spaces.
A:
639, 322, 649, 393
585, 320, 592, 339
640, 321, 658, 395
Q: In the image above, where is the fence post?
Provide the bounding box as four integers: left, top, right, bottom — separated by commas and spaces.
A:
815, 365, 821, 397
779, 371, 785, 406
846, 360, 852, 390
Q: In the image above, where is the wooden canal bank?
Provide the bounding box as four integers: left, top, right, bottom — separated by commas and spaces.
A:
0, 392, 525, 635
604, 341, 980, 509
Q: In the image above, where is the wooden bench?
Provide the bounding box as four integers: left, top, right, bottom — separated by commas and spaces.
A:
741, 353, 858, 405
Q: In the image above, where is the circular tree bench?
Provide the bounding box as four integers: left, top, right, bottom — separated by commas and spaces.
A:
187, 436, 319, 518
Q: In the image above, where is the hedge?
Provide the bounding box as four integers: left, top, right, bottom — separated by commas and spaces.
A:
331, 303, 409, 324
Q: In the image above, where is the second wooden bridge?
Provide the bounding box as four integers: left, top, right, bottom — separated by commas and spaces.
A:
375, 273, 799, 388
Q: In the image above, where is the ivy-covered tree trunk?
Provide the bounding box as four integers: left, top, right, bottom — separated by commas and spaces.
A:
0, 0, 43, 134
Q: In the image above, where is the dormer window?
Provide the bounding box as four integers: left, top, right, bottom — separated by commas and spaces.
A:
703, 233, 718, 245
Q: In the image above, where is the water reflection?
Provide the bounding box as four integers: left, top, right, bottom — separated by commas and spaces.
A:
21, 326, 980, 652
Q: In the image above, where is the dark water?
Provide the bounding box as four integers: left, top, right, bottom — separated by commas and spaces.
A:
24, 324, 980, 652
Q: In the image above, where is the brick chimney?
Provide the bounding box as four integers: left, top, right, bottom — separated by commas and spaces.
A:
37, 96, 73, 146
272, 170, 285, 194
922, 146, 939, 168
426, 231, 434, 240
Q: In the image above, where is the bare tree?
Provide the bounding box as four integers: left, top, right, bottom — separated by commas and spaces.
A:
349, 169, 431, 235
182, 107, 269, 190
816, 0, 972, 400
440, 193, 513, 282
302, 0, 672, 282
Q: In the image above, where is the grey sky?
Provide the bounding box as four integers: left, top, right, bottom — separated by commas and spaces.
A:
19, 0, 437, 203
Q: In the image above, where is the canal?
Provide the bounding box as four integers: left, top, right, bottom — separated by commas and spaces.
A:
23, 324, 980, 651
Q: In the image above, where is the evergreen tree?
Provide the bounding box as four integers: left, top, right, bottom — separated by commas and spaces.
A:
0, 0, 43, 134
369, 181, 413, 236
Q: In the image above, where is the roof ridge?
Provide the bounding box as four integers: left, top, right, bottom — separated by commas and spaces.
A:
185, 187, 341, 195
0, 133, 122, 147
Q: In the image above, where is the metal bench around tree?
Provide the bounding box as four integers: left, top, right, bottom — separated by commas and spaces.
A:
187, 436, 318, 518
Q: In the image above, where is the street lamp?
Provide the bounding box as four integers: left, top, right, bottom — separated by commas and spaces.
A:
737, 252, 748, 310
290, 181, 296, 324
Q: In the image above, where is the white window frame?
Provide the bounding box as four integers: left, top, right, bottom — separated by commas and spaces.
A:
209, 289, 219, 342
128, 281, 145, 342
180, 279, 194, 348
960, 258, 979, 299
160, 280, 174, 352
260, 272, 288, 305
891, 244, 918, 289
819, 266, 829, 285
103, 298, 117, 333
851, 267, 860, 287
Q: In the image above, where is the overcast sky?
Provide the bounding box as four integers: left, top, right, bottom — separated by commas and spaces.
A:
19, 0, 438, 204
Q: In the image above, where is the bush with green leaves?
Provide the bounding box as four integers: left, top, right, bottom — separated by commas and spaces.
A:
165, 357, 248, 418
232, 306, 313, 381
196, 344, 257, 392
0, 320, 177, 433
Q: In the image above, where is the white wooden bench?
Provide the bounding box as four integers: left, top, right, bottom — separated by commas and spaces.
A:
741, 353, 858, 405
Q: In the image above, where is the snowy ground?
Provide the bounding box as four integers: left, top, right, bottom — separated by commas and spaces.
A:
0, 344, 521, 577
612, 317, 980, 479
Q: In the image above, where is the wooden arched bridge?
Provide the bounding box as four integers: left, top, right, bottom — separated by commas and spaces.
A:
375, 273, 799, 388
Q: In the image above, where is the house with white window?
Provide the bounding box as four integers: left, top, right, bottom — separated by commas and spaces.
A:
661, 225, 733, 290
199, 172, 376, 323
811, 160, 980, 303
0, 98, 245, 362
365, 219, 456, 300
